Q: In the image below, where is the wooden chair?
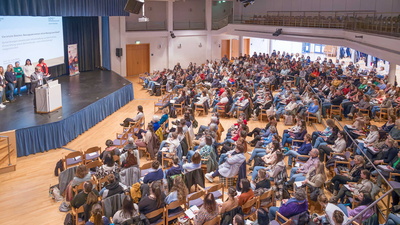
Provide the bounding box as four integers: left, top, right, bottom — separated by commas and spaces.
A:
71, 205, 85, 225
389, 172, 400, 181
140, 161, 153, 177
161, 152, 173, 169
145, 207, 165, 225
63, 151, 84, 169
86, 160, 103, 174
217, 104, 226, 117
259, 108, 269, 122
330, 104, 342, 118
83, 146, 101, 164
258, 189, 275, 209
377, 108, 389, 121
294, 154, 310, 167
174, 102, 185, 116
306, 112, 318, 125
186, 190, 205, 209
205, 183, 224, 201
195, 103, 206, 116
165, 200, 185, 225
275, 211, 292, 225
114, 131, 128, 148
357, 108, 370, 117
242, 196, 259, 220
204, 215, 221, 225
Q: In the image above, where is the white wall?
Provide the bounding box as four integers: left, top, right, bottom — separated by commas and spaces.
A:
173, 0, 206, 23
125, 1, 167, 30
249, 38, 270, 55
271, 40, 303, 55
212, 1, 233, 21
235, 0, 400, 14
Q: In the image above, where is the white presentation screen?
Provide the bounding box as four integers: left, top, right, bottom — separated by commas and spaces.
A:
0, 16, 64, 67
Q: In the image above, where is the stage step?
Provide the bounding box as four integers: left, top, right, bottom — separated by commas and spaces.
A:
0, 164, 16, 174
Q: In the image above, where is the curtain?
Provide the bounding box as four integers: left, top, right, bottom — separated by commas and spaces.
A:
63, 17, 101, 73
102, 17, 111, 70
0, 0, 128, 16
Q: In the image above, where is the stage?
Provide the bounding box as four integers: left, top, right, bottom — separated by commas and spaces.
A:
1, 70, 134, 157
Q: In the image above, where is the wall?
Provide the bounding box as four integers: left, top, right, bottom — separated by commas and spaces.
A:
249, 37, 270, 55
173, 0, 206, 27
212, 1, 233, 21
109, 16, 124, 75
235, 0, 400, 14
125, 1, 167, 30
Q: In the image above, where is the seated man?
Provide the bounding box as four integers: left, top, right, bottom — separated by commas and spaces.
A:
268, 188, 308, 222
286, 148, 320, 185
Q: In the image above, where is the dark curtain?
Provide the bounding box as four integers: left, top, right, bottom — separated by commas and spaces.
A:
63, 17, 101, 73
0, 0, 128, 16
102, 17, 111, 70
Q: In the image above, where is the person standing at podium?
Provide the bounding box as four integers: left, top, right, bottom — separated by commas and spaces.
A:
31, 66, 44, 111
5, 64, 17, 102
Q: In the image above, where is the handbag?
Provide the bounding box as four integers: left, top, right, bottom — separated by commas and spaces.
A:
309, 186, 321, 201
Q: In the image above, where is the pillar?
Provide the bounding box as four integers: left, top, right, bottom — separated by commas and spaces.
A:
388, 62, 396, 85
239, 35, 244, 57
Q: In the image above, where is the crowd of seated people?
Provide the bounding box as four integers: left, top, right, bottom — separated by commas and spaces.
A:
55, 51, 400, 225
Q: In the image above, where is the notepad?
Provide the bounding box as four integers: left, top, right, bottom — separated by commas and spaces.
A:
185, 205, 199, 219
215, 199, 223, 204
295, 181, 303, 187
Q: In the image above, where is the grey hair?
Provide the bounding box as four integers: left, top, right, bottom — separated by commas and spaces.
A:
152, 115, 160, 122
209, 123, 218, 132
210, 116, 218, 123
128, 137, 134, 144
294, 188, 307, 201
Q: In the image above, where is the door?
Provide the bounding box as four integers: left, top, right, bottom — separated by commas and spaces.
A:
244, 38, 250, 56
126, 44, 150, 76
221, 39, 230, 60
231, 39, 239, 58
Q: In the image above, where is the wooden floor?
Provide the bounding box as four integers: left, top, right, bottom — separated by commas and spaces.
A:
0, 75, 384, 224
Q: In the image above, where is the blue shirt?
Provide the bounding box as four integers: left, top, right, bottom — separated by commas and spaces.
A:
143, 169, 163, 184
297, 142, 312, 155
307, 103, 319, 113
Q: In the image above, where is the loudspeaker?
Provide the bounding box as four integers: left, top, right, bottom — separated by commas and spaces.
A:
124, 0, 143, 14
116, 48, 123, 57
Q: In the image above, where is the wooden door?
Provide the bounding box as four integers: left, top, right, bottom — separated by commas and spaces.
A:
244, 38, 250, 56
126, 44, 150, 76
221, 40, 230, 60
231, 39, 239, 58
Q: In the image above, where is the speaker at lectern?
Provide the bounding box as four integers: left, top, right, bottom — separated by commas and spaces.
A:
35, 80, 62, 113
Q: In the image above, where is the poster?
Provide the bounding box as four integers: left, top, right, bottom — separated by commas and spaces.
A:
68, 44, 80, 76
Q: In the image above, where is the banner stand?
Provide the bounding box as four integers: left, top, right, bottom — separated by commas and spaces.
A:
68, 44, 80, 76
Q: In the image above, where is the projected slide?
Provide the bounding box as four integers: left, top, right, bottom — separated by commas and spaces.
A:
0, 16, 64, 67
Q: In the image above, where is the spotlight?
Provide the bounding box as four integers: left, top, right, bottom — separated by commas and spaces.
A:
239, 0, 255, 7
273, 29, 282, 36
170, 31, 176, 38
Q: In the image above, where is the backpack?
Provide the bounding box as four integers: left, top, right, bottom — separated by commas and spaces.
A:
64, 213, 74, 225
54, 159, 64, 176
122, 151, 138, 168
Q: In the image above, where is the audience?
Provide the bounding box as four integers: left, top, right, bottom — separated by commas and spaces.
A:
194, 193, 219, 225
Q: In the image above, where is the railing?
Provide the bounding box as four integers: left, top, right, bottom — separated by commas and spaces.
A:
212, 16, 230, 30
173, 21, 206, 30
126, 21, 167, 31
335, 118, 397, 225
232, 11, 400, 37
0, 135, 11, 167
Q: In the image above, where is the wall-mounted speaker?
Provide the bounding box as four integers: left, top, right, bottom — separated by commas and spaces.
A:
116, 48, 123, 57
124, 0, 144, 14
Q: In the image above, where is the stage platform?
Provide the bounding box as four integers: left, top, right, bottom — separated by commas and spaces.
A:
0, 70, 134, 157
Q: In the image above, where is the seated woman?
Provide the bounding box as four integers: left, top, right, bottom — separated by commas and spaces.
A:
313, 119, 339, 148
347, 95, 370, 119
85, 203, 110, 225
329, 170, 373, 204
227, 92, 249, 117
120, 105, 144, 127
101, 140, 120, 160
311, 119, 334, 145
237, 179, 254, 214
329, 155, 365, 196
165, 156, 182, 178
165, 176, 188, 213
337, 192, 375, 225
284, 134, 312, 166
112, 196, 139, 224
249, 141, 281, 169
219, 187, 239, 214
138, 181, 165, 224
71, 181, 99, 222
96, 153, 119, 180
158, 132, 180, 163
356, 125, 379, 155
301, 161, 327, 195
100, 174, 124, 199
372, 150, 400, 187
143, 161, 163, 184
194, 193, 219, 225
389, 119, 400, 140
205, 144, 246, 183
71, 165, 92, 187
371, 95, 392, 120
250, 168, 271, 190
182, 152, 201, 173
344, 112, 366, 138
281, 120, 307, 146
254, 126, 278, 148
318, 131, 346, 162
186, 135, 213, 163
268, 188, 308, 222
252, 151, 286, 184
381, 115, 396, 133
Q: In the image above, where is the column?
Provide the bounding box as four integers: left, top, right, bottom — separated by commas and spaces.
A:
167, 0, 174, 68
205, 0, 212, 61
388, 62, 396, 85
239, 35, 244, 57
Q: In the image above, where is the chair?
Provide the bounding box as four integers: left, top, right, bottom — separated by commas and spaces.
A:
114, 132, 128, 148
63, 151, 84, 169
204, 215, 221, 225
83, 146, 101, 164
259, 108, 269, 122
294, 154, 310, 167
86, 160, 103, 174
242, 196, 259, 220
275, 211, 292, 225
165, 200, 185, 225
217, 104, 226, 117
389, 172, 400, 181
205, 183, 224, 201
332, 151, 352, 174
71, 205, 85, 225
377, 108, 389, 121
195, 103, 206, 116
330, 104, 342, 118
140, 161, 153, 177
258, 189, 275, 209
161, 152, 173, 169
357, 108, 370, 117
306, 112, 318, 125
145, 207, 165, 225
186, 190, 205, 209
174, 102, 185, 116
